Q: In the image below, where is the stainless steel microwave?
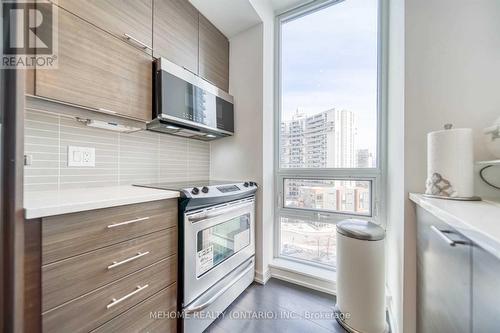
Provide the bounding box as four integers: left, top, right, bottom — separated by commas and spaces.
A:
148, 58, 234, 141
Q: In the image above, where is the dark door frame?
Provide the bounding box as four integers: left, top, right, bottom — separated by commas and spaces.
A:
1, 3, 25, 331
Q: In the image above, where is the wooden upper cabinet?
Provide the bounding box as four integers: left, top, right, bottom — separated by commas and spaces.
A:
198, 14, 229, 92
54, 0, 153, 52
35, 9, 152, 121
153, 0, 199, 73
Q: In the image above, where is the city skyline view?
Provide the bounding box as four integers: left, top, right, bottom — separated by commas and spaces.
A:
281, 0, 378, 160
278, 0, 378, 267
280, 107, 376, 169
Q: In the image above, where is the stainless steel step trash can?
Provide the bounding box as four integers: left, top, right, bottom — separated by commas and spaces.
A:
335, 219, 388, 333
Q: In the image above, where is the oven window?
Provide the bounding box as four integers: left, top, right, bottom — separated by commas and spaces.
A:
196, 213, 251, 277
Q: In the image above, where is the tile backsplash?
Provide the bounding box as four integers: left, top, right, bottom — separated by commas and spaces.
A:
24, 110, 210, 192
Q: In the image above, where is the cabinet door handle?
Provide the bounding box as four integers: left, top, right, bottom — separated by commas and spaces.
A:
106, 284, 149, 309
107, 216, 150, 229
107, 251, 150, 270
430, 225, 468, 247
98, 107, 117, 114
431, 225, 456, 246
123, 33, 152, 51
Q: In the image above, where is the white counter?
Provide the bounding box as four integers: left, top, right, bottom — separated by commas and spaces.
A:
410, 193, 500, 260
24, 186, 180, 219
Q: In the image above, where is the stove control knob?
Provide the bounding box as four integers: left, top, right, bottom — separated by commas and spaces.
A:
249, 182, 256, 187
243, 182, 249, 187
191, 187, 200, 195
201, 186, 209, 193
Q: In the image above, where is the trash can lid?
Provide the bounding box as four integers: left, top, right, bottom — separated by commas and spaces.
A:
337, 219, 385, 241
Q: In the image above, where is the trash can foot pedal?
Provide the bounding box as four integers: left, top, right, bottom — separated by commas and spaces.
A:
334, 304, 390, 333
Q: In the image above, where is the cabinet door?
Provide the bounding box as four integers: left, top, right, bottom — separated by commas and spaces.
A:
54, 0, 152, 52
472, 245, 500, 332
198, 14, 229, 92
416, 207, 472, 333
153, 0, 198, 73
35, 9, 152, 121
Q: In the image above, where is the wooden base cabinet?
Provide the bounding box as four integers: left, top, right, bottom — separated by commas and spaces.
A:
24, 199, 178, 333
35, 8, 152, 121
42, 257, 176, 333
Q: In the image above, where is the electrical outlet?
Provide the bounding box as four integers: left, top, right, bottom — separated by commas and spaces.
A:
24, 154, 33, 166
68, 146, 95, 167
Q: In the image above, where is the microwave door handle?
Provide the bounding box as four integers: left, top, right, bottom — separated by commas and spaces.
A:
183, 260, 254, 314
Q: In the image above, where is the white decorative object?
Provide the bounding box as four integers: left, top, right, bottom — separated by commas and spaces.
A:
484, 116, 500, 158
426, 124, 474, 199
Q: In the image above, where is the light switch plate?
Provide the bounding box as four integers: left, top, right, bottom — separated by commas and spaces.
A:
68, 146, 95, 167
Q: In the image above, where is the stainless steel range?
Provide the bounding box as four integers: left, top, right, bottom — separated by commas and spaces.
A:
135, 180, 257, 333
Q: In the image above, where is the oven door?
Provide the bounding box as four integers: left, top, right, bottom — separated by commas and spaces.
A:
183, 197, 255, 306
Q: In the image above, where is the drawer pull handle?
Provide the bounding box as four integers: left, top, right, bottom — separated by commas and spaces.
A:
107, 251, 150, 270
123, 33, 152, 50
107, 284, 149, 309
107, 216, 150, 229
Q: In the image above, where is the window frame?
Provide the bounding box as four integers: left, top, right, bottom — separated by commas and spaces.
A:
273, 0, 388, 270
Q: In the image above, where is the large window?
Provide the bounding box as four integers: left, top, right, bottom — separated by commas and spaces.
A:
276, 0, 381, 269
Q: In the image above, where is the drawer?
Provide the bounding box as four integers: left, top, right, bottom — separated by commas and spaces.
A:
42, 228, 177, 312
42, 199, 177, 264
42, 255, 177, 333
91, 284, 177, 333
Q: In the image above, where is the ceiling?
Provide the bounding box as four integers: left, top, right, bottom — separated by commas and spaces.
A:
190, 0, 312, 38
189, 0, 262, 38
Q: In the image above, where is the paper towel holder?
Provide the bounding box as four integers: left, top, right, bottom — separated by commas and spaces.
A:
424, 124, 482, 201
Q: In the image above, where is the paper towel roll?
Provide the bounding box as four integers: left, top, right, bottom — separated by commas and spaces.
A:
426, 127, 474, 198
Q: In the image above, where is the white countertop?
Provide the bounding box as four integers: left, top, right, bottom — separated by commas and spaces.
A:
410, 193, 500, 259
24, 186, 180, 219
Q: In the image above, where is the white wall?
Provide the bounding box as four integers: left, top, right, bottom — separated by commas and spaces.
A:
249, 0, 275, 281
385, 0, 405, 331
210, 0, 275, 281
387, 1, 500, 332
210, 25, 263, 183
210, 23, 266, 276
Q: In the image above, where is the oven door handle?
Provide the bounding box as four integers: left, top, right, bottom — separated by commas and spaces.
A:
183, 259, 254, 314
187, 200, 254, 223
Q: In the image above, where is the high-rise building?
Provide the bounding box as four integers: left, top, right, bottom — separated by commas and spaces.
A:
281, 109, 373, 215
280, 108, 357, 169
356, 148, 375, 168
333, 109, 356, 168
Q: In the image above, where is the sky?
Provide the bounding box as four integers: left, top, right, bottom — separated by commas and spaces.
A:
281, 0, 378, 155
